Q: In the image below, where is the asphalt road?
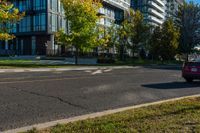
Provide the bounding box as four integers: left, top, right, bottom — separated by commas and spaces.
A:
0, 66, 200, 131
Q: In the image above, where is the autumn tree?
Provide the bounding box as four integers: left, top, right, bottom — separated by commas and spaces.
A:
0, 0, 24, 40
97, 23, 118, 59
56, 0, 102, 64
117, 19, 131, 61
128, 9, 150, 58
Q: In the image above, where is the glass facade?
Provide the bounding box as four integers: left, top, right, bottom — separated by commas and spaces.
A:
33, 13, 46, 31
10, 24, 17, 33
49, 0, 58, 12
97, 3, 124, 27
19, 16, 31, 32
33, 0, 46, 10
18, 0, 31, 11
49, 13, 58, 32
11, 0, 125, 34
10, 0, 48, 33
1, 0, 127, 55
131, 0, 166, 26
48, 0, 67, 33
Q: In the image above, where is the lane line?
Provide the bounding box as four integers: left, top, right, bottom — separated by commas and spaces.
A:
2, 94, 200, 133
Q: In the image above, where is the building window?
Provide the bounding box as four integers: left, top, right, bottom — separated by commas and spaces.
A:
60, 3, 65, 14
115, 10, 123, 21
32, 36, 36, 55
19, 16, 31, 32
33, 13, 46, 31
19, 0, 31, 11
50, 13, 58, 32
60, 17, 67, 33
33, 0, 46, 10
9, 24, 17, 33
50, 0, 58, 12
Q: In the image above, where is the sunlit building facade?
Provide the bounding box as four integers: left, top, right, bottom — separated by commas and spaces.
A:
0, 0, 130, 55
131, 0, 183, 26
166, 0, 184, 19
131, 0, 166, 26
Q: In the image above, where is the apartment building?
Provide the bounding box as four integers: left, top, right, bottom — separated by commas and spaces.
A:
166, 0, 184, 19
0, 0, 130, 55
98, 0, 129, 27
131, 0, 166, 26
131, 0, 183, 26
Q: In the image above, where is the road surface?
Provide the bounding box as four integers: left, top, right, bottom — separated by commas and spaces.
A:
0, 66, 200, 131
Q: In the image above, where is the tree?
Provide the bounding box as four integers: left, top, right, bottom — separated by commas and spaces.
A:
128, 9, 150, 58
149, 26, 162, 60
150, 19, 180, 61
0, 0, 24, 40
176, 2, 200, 61
160, 19, 180, 60
97, 23, 119, 59
117, 19, 130, 61
57, 0, 102, 64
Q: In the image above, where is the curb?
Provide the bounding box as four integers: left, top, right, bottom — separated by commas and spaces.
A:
3, 94, 200, 133
0, 66, 136, 73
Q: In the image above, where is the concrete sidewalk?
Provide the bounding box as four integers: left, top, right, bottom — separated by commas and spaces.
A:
0, 66, 135, 73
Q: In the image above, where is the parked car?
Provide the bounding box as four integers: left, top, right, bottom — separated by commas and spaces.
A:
182, 58, 200, 82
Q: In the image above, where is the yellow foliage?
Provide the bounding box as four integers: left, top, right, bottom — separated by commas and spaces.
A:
0, 0, 25, 40
57, 0, 102, 51
0, 33, 15, 40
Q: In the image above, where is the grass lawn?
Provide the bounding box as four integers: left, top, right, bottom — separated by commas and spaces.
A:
0, 60, 93, 68
0, 59, 182, 69
24, 97, 200, 133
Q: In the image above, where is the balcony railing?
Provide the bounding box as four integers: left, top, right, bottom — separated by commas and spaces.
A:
148, 1, 165, 13
147, 15, 164, 25
154, 0, 165, 7
103, 0, 130, 10
148, 8, 165, 19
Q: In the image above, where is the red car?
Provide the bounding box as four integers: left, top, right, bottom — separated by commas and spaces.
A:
182, 59, 200, 82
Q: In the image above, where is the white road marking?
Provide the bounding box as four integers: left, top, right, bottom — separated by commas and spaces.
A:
103, 69, 112, 72
91, 69, 102, 75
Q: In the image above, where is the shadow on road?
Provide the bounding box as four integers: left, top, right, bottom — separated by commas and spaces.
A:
142, 81, 200, 89
143, 65, 182, 71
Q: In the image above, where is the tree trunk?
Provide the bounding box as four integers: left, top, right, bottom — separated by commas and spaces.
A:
186, 53, 189, 62
132, 47, 135, 60
75, 47, 79, 65
120, 44, 124, 61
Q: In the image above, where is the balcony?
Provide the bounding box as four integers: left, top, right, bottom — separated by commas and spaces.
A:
148, 1, 165, 13
98, 8, 105, 16
103, 0, 130, 10
148, 8, 165, 19
147, 15, 164, 25
154, 0, 165, 7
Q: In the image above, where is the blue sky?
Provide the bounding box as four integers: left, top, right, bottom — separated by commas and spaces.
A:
187, 0, 200, 4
